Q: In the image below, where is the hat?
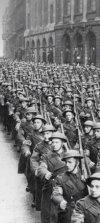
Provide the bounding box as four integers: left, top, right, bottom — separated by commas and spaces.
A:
41, 83, 48, 88
62, 101, 73, 107
66, 88, 72, 92
86, 173, 100, 185
54, 85, 59, 88
47, 93, 54, 98
41, 124, 55, 133
63, 108, 74, 117
54, 95, 62, 100
49, 132, 67, 142
93, 122, 100, 129
85, 97, 94, 102
33, 115, 46, 124
84, 120, 94, 127
26, 107, 37, 114
62, 150, 83, 161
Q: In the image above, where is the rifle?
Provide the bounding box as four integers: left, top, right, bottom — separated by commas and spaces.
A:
81, 84, 84, 107
93, 89, 97, 110
74, 94, 84, 135
39, 95, 43, 116
74, 95, 91, 180
60, 121, 71, 151
90, 108, 96, 123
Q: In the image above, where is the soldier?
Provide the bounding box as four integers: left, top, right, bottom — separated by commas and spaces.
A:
51, 150, 87, 223
71, 173, 100, 223
95, 107, 100, 122
37, 132, 67, 223
30, 124, 55, 209
82, 120, 94, 151
25, 115, 46, 202
87, 122, 100, 166
63, 109, 78, 149
18, 107, 37, 174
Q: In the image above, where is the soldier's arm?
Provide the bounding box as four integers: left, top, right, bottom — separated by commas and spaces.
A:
30, 149, 40, 174
51, 176, 67, 209
71, 200, 85, 223
17, 124, 25, 144
37, 154, 52, 180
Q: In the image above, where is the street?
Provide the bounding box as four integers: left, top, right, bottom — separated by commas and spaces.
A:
0, 124, 40, 223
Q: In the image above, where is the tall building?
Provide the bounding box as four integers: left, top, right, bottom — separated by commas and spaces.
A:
24, 0, 56, 63
2, 0, 100, 66
24, 0, 100, 65
55, 0, 100, 65
2, 0, 26, 60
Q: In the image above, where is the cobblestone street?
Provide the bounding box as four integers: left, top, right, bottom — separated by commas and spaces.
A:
0, 124, 40, 223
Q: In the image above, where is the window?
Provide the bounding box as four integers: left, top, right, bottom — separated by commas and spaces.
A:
27, 13, 30, 29
79, 0, 83, 13
88, 0, 96, 11
92, 0, 96, 11
67, 0, 71, 16
50, 4, 54, 23
75, 0, 83, 14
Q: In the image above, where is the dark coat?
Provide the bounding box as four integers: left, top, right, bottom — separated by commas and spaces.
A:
51, 172, 87, 223
71, 195, 100, 223
37, 151, 66, 223
30, 140, 53, 211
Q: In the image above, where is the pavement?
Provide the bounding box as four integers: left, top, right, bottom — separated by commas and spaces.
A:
0, 124, 41, 223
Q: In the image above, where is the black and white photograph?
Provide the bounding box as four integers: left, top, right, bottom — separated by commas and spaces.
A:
0, 0, 100, 223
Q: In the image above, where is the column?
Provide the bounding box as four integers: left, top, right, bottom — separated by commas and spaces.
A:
56, 0, 63, 24
70, 35, 74, 64
95, 0, 100, 21
70, 0, 74, 24
48, 0, 50, 24
81, 0, 87, 22
42, 0, 44, 26
61, 0, 64, 24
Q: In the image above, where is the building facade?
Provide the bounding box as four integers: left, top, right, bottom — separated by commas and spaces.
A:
2, 0, 26, 60
24, 0, 56, 63
2, 0, 100, 65
55, 0, 100, 66
24, 0, 100, 65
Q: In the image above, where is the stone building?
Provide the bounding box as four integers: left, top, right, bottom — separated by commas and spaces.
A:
2, 0, 100, 65
2, 0, 26, 60
55, 0, 100, 66
24, 0, 56, 63
24, 0, 100, 65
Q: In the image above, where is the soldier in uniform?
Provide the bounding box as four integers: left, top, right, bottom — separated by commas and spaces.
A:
30, 124, 55, 209
63, 109, 78, 149
51, 150, 87, 223
18, 107, 37, 174
87, 122, 100, 166
71, 173, 100, 223
25, 115, 46, 203
37, 132, 67, 223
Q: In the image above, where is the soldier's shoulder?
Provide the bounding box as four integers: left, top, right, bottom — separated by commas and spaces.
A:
76, 195, 92, 208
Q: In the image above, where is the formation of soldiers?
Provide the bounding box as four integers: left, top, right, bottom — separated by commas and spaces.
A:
0, 58, 100, 222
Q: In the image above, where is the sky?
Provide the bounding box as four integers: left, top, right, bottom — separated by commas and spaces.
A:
0, 0, 9, 57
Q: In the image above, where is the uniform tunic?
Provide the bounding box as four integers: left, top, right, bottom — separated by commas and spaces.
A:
71, 195, 100, 223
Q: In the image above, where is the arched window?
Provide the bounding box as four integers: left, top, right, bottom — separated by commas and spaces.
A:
37, 39, 40, 62
26, 41, 30, 49
88, 0, 96, 11
67, 0, 71, 16
92, 0, 96, 11
50, 4, 54, 23
48, 37, 53, 63
75, 0, 83, 14
31, 40, 35, 49
27, 13, 30, 29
